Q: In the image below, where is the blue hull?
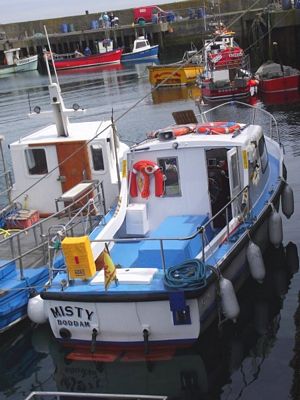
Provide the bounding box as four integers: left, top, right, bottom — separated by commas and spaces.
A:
121, 45, 159, 62
0, 259, 49, 332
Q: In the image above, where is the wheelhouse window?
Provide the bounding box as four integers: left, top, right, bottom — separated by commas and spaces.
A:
91, 144, 104, 171
231, 151, 240, 191
25, 148, 48, 175
158, 157, 181, 196
258, 136, 268, 173
136, 40, 148, 49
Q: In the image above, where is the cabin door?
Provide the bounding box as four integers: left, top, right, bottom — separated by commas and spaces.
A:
56, 141, 92, 193
227, 147, 241, 217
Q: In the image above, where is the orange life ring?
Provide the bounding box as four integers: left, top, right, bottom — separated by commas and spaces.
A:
197, 122, 240, 135
147, 124, 196, 139
172, 124, 196, 136
130, 160, 164, 199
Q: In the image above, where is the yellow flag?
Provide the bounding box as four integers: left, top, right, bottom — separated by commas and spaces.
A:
100, 249, 117, 290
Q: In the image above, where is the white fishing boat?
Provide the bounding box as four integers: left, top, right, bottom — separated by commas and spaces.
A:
0, 50, 129, 333
28, 101, 294, 352
0, 48, 38, 76
121, 36, 159, 63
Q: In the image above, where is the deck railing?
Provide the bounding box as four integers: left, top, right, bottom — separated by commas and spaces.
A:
196, 101, 281, 144
24, 391, 168, 400
0, 180, 106, 280
87, 185, 249, 274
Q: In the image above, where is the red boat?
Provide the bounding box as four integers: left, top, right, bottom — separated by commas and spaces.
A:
208, 46, 244, 70
52, 49, 123, 71
255, 62, 300, 94
201, 75, 254, 101
260, 90, 300, 106
199, 29, 257, 102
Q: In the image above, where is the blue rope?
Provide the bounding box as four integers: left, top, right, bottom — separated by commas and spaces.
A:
0, 205, 21, 228
164, 258, 207, 290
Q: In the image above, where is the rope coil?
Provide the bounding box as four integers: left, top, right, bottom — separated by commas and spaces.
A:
164, 258, 207, 290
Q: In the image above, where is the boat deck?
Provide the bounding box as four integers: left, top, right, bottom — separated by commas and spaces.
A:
46, 151, 281, 297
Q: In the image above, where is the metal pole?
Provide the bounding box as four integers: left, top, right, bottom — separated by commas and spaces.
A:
159, 239, 166, 273
268, 11, 272, 60
201, 228, 205, 263
111, 117, 121, 192
0, 137, 12, 204
226, 207, 229, 242
17, 234, 24, 280
203, 1, 207, 31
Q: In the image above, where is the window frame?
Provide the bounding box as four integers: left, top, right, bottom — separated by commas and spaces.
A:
157, 156, 181, 197
90, 144, 105, 172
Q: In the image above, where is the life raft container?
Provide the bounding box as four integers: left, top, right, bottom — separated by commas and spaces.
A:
147, 124, 196, 139
130, 160, 164, 199
197, 121, 241, 135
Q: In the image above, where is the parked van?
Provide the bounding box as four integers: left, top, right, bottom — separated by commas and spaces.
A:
133, 5, 175, 24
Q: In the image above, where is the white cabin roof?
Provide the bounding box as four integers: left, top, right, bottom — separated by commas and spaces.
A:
133, 124, 262, 152
10, 120, 112, 147
4, 48, 20, 53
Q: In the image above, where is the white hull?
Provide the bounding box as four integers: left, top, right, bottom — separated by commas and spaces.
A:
0, 55, 38, 75
45, 213, 273, 347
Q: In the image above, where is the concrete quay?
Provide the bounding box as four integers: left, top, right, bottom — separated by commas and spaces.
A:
0, 1, 299, 68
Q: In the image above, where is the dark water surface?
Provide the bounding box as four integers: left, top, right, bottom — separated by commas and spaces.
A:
0, 63, 300, 400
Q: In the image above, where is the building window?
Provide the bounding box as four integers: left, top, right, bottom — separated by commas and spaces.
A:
25, 148, 48, 175
91, 144, 104, 171
158, 157, 181, 196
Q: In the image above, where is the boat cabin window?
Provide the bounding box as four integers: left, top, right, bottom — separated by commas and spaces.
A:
25, 148, 48, 175
258, 136, 268, 173
136, 40, 148, 49
158, 157, 181, 197
231, 151, 240, 191
91, 144, 104, 171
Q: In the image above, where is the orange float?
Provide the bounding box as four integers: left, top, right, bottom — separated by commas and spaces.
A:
197, 122, 241, 135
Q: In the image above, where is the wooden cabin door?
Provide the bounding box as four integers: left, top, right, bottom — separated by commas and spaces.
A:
56, 141, 92, 193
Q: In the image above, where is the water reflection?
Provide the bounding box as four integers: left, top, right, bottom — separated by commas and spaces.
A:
0, 243, 288, 399
0, 320, 48, 397
56, 64, 125, 76
290, 291, 300, 399
259, 90, 300, 106
151, 86, 202, 104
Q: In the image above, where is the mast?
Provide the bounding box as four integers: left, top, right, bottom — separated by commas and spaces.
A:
44, 25, 70, 137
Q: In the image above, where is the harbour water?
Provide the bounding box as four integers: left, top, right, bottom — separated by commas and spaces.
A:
0, 62, 300, 400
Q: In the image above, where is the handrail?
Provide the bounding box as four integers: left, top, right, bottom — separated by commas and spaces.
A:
0, 170, 13, 203
0, 180, 106, 277
91, 185, 248, 245
24, 391, 168, 400
89, 186, 249, 272
198, 101, 281, 144
0, 180, 104, 245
